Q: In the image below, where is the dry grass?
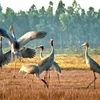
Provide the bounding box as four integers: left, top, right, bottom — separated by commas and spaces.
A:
6, 54, 100, 69
1, 54, 100, 100
1, 88, 100, 100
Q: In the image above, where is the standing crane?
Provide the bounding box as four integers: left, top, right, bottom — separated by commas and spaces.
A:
36, 45, 61, 84
38, 39, 54, 87
19, 39, 54, 88
82, 42, 100, 89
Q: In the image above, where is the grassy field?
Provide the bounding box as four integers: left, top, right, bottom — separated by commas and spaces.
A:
6, 54, 100, 69
1, 54, 100, 100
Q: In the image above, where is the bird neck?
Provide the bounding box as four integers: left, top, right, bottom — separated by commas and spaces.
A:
0, 37, 2, 48
50, 45, 54, 57
40, 49, 43, 60
11, 31, 16, 40
0, 37, 3, 54
85, 46, 89, 59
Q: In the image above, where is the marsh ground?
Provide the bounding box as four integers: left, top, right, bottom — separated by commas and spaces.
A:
0, 55, 100, 100
0, 69, 100, 100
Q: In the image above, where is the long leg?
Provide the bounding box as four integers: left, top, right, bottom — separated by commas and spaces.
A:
44, 70, 49, 88
56, 73, 60, 84
41, 78, 48, 88
47, 69, 51, 87
29, 74, 35, 88
13, 55, 17, 78
86, 71, 97, 89
48, 69, 50, 81
0, 67, 2, 71
32, 74, 34, 82
11, 53, 16, 78
44, 70, 48, 80
38, 76, 48, 88
18, 53, 24, 63
23, 73, 28, 79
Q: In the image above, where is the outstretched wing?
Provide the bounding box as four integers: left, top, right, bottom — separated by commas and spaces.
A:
51, 61, 61, 74
0, 28, 16, 44
2, 47, 36, 65
18, 31, 47, 48
20, 47, 36, 58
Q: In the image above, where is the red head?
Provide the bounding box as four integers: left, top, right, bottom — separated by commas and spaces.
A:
39, 45, 44, 51
50, 39, 53, 46
81, 42, 89, 48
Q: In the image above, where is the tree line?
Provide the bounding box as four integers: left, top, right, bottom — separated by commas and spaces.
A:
0, 0, 100, 50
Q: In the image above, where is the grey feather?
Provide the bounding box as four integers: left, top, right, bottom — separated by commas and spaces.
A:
51, 62, 61, 74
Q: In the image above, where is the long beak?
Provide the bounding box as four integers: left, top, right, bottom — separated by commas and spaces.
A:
81, 43, 85, 46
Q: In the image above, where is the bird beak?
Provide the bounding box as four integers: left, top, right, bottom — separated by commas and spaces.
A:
81, 43, 85, 46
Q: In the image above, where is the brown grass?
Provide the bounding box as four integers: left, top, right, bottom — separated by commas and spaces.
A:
1, 54, 100, 100
6, 54, 100, 69
1, 88, 100, 100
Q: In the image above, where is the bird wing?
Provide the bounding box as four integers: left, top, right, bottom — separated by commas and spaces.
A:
19, 64, 39, 74
51, 61, 61, 74
17, 31, 47, 48
38, 57, 49, 67
0, 28, 16, 44
2, 47, 36, 66
20, 47, 36, 58
1, 51, 11, 66
88, 57, 100, 72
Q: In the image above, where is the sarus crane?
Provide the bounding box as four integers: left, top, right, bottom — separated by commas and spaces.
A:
0, 27, 47, 69
19, 39, 54, 88
36, 45, 61, 84
82, 42, 100, 89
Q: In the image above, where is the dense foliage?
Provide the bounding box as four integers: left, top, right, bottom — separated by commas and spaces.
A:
0, 0, 100, 49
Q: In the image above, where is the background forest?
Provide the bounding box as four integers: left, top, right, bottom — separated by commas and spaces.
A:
0, 0, 100, 54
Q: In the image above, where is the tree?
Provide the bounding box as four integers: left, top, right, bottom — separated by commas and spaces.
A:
28, 4, 39, 30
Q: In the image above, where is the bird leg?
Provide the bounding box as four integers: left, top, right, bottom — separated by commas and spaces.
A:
18, 53, 24, 63
18, 56, 22, 62
41, 78, 49, 88
32, 75, 34, 82
48, 69, 50, 82
13, 55, 17, 79
86, 71, 97, 89
23, 73, 28, 79
0, 67, 2, 71
56, 73, 60, 84
44, 70, 48, 80
44, 70, 49, 88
